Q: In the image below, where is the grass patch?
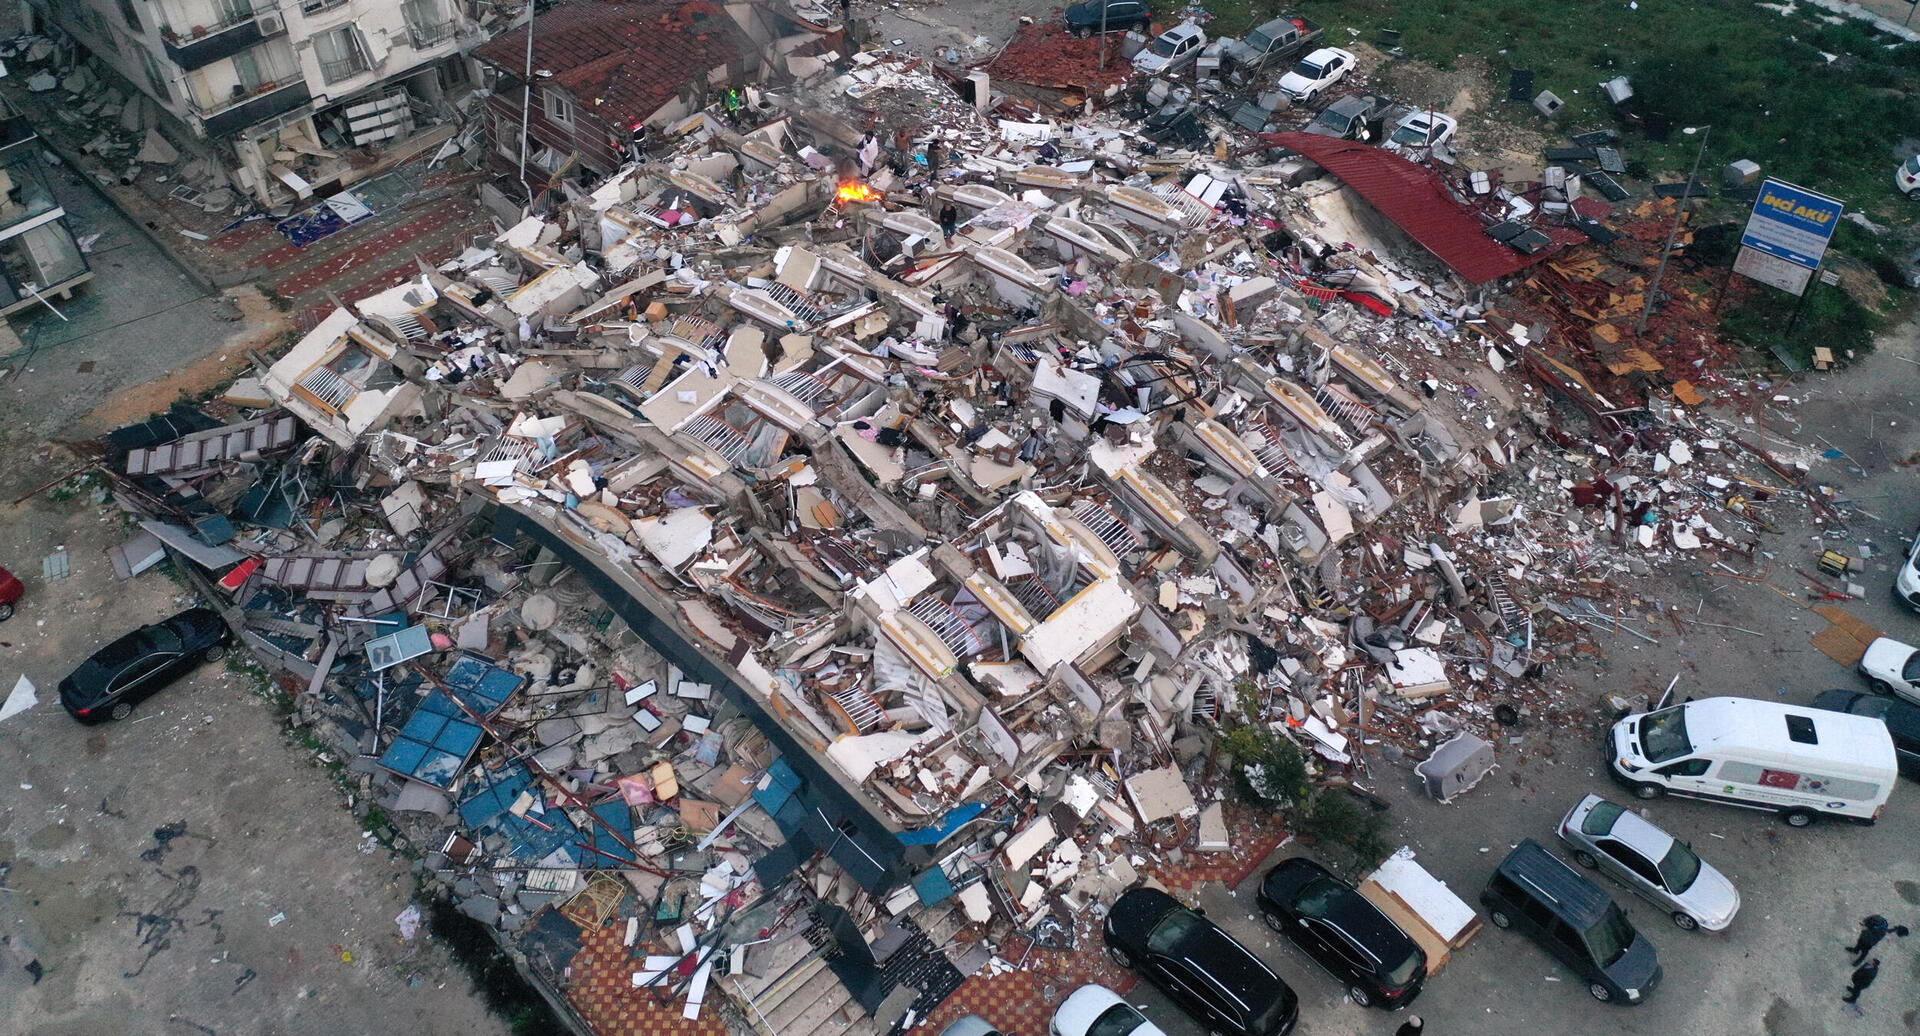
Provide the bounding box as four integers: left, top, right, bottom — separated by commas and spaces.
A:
1720, 277, 1880, 367
426, 898, 566, 1036
1269, 0, 1920, 217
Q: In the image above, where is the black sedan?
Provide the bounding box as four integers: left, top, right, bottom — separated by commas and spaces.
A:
1812, 689, 1920, 778
1256, 857, 1426, 1010
59, 607, 230, 723
1104, 886, 1299, 1036
1064, 0, 1151, 36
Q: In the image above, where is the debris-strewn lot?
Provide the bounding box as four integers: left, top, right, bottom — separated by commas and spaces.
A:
6, 1, 1920, 1035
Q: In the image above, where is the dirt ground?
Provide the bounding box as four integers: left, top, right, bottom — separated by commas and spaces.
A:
0, 168, 507, 1034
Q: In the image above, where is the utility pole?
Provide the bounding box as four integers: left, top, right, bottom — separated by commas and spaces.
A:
1636, 125, 1710, 336
516, 3, 536, 207
1098, 2, 1109, 71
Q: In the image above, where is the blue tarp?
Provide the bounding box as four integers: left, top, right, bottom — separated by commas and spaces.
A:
897, 802, 986, 846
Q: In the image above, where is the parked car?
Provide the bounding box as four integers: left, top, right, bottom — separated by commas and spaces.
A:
1303, 94, 1391, 140
57, 607, 230, 723
1811, 689, 1920, 778
1606, 696, 1898, 826
1894, 532, 1920, 610
0, 563, 21, 621
1276, 46, 1355, 103
1064, 0, 1152, 37
1858, 636, 1920, 705
1133, 24, 1207, 76
1255, 857, 1426, 1009
1899, 154, 1920, 200
1104, 886, 1300, 1036
1481, 839, 1662, 1005
1216, 15, 1323, 81
1051, 984, 1167, 1036
1556, 795, 1741, 932
1384, 110, 1457, 152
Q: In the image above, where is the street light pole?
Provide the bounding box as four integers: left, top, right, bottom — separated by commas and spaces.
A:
1636, 125, 1710, 336
1099, 2, 1109, 71
516, 2, 535, 206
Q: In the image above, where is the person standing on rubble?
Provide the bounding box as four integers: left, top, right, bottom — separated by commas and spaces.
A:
926, 138, 942, 183
858, 132, 880, 177
940, 201, 958, 244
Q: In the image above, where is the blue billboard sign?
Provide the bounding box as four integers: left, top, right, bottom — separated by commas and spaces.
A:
1739, 179, 1843, 271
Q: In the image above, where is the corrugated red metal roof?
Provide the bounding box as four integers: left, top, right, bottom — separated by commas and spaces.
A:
1261, 132, 1563, 284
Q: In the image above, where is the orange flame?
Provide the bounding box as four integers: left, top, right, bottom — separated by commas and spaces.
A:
836, 179, 882, 204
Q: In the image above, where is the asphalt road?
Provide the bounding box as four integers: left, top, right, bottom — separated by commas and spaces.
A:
1110, 322, 1920, 1036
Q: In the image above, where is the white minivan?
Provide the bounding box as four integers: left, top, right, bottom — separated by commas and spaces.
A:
1607, 696, 1897, 826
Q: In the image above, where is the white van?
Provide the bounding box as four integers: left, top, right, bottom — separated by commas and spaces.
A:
1607, 696, 1897, 826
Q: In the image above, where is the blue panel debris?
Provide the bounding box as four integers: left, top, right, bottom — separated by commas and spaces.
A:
442, 653, 525, 717
377, 689, 485, 788
458, 764, 537, 829
912, 867, 954, 907
575, 798, 636, 865
754, 757, 802, 814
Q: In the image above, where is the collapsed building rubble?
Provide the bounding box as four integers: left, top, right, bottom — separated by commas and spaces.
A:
77, 24, 1873, 1036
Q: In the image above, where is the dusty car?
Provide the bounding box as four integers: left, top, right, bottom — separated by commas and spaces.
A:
1064, 0, 1152, 37
1133, 24, 1206, 76
0, 563, 20, 621
1051, 984, 1168, 1036
1276, 46, 1355, 103
1895, 527, 1920, 608
1557, 794, 1741, 932
1859, 635, 1920, 706
1105, 886, 1300, 1035
1256, 857, 1427, 1008
58, 607, 230, 723
1811, 689, 1920, 778
1385, 110, 1457, 151
1303, 94, 1391, 140
1899, 154, 1920, 199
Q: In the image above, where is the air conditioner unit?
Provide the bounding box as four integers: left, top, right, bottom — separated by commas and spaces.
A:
256, 12, 285, 35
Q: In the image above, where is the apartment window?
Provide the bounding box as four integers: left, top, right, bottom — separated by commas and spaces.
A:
544, 89, 573, 126
300, 0, 349, 14
117, 0, 142, 32
232, 47, 264, 92
137, 47, 170, 100
218, 0, 257, 22
404, 0, 454, 48
314, 25, 369, 84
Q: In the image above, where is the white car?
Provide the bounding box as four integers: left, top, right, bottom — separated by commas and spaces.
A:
1133, 24, 1206, 76
1051, 984, 1167, 1036
1896, 529, 1920, 609
1859, 636, 1920, 705
1899, 154, 1920, 200
1385, 110, 1457, 152
1558, 794, 1741, 932
1276, 46, 1355, 103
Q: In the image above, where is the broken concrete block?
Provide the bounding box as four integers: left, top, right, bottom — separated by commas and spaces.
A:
1125, 765, 1198, 824
1195, 803, 1230, 852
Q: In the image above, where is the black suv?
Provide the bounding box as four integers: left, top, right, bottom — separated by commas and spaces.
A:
59, 607, 230, 723
1105, 887, 1299, 1036
1256, 857, 1426, 1009
1064, 0, 1151, 37
1481, 839, 1662, 1005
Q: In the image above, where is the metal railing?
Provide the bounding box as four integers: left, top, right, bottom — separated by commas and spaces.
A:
408, 19, 455, 48
319, 55, 368, 84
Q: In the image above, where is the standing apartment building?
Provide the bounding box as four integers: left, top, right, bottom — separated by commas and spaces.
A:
25, 0, 493, 209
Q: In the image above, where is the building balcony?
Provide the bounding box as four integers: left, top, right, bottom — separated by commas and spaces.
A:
408, 19, 456, 49
162, 3, 286, 73
196, 79, 313, 138
319, 55, 370, 85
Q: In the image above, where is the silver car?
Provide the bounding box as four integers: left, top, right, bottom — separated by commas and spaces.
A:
1557, 794, 1740, 932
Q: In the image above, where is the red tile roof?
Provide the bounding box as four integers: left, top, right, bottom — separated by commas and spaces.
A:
1262, 131, 1574, 284
474, 0, 745, 128
983, 22, 1136, 93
